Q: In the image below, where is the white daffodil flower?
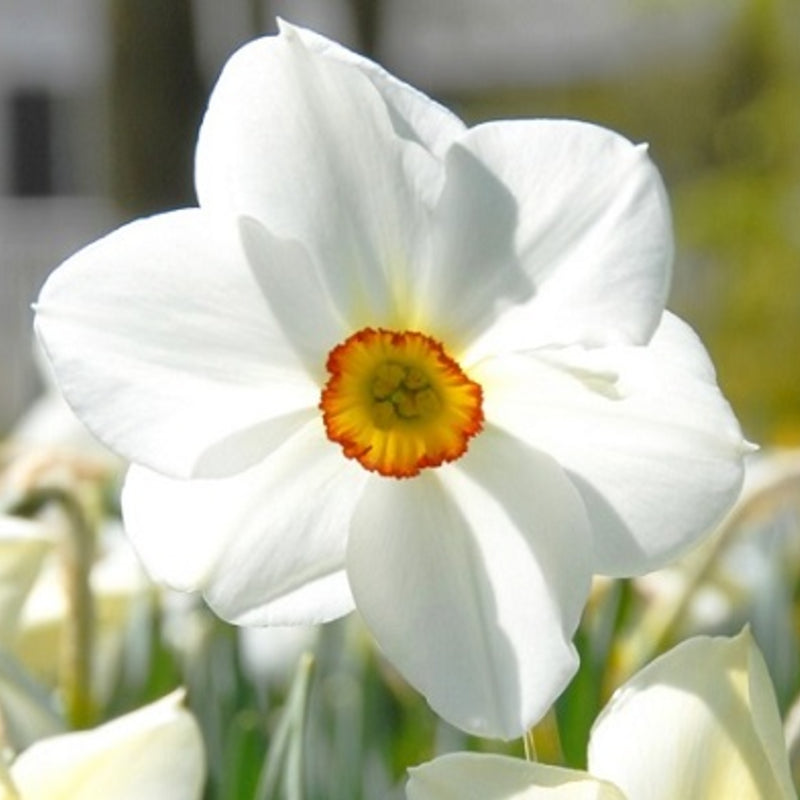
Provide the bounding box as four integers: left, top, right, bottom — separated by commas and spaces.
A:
587, 629, 796, 799
408, 630, 797, 799
34, 21, 747, 737
0, 690, 205, 800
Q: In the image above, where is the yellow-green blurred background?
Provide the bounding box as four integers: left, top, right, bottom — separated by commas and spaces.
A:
1, 0, 798, 446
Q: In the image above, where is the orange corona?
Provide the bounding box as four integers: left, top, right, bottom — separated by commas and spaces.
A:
320, 328, 484, 478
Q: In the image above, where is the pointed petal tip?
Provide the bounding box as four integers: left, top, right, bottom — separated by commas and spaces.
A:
276, 17, 297, 39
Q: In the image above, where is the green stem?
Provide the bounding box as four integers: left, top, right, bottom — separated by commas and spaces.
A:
523, 727, 538, 762
6, 487, 96, 728
256, 653, 315, 800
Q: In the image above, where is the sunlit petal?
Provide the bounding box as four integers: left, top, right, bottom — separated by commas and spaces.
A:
9, 690, 204, 800
195, 21, 440, 329
35, 209, 317, 479
438, 120, 672, 355
479, 312, 747, 575
588, 630, 796, 800
123, 420, 364, 625
407, 753, 625, 800
348, 427, 591, 738
289, 21, 466, 158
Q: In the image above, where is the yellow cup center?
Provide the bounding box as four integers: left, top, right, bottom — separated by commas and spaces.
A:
320, 328, 483, 478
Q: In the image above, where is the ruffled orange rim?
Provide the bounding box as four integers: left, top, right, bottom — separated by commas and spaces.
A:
320, 328, 484, 478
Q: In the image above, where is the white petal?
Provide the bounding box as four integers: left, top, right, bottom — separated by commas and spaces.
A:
238, 217, 347, 381
122, 464, 240, 594
287, 21, 466, 158
11, 348, 120, 467
432, 119, 671, 355
413, 140, 529, 346
123, 420, 365, 625
35, 209, 317, 479
478, 312, 747, 575
407, 753, 626, 800
347, 426, 591, 739
588, 630, 796, 800
237, 625, 317, 688
195, 23, 440, 329
10, 690, 205, 800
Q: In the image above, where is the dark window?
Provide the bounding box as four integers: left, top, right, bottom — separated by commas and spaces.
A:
9, 89, 54, 196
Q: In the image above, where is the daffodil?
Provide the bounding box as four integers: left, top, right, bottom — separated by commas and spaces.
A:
407, 630, 797, 799
587, 629, 796, 799
0, 690, 204, 800
34, 21, 747, 737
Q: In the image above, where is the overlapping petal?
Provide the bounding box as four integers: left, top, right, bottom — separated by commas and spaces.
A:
407, 754, 625, 800
237, 217, 347, 380
478, 312, 746, 575
587, 631, 796, 800
35, 209, 317, 479
348, 427, 592, 738
123, 420, 365, 625
289, 21, 466, 158
428, 120, 672, 355
405, 633, 795, 799
195, 21, 441, 330
9, 690, 204, 800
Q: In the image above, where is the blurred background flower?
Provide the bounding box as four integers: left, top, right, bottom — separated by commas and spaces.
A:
0, 689, 205, 800
613, 448, 800, 701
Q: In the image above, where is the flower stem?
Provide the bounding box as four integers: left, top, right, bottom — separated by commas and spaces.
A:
523, 727, 538, 762
612, 471, 800, 687
6, 487, 96, 728
256, 652, 315, 800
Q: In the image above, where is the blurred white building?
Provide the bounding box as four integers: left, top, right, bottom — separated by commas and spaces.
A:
0, 0, 113, 431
